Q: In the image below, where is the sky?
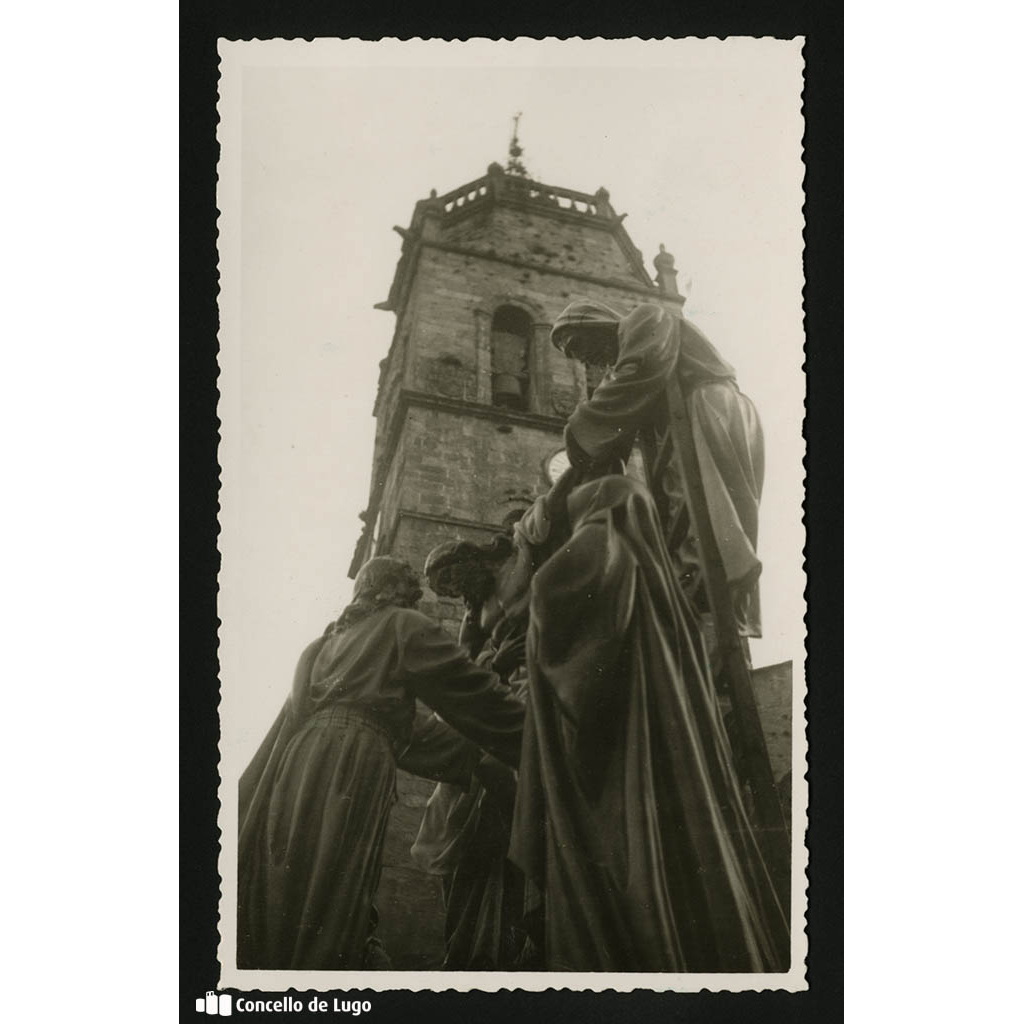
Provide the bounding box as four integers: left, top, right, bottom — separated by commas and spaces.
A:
217, 38, 806, 758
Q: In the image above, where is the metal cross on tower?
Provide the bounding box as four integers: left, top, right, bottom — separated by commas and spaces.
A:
506, 111, 528, 177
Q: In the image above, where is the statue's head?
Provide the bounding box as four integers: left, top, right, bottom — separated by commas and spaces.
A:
424, 535, 515, 606
352, 556, 423, 610
550, 300, 623, 368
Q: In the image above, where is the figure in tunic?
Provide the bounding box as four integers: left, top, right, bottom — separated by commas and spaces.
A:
508, 474, 789, 972
237, 557, 524, 970
410, 531, 536, 969
551, 299, 765, 640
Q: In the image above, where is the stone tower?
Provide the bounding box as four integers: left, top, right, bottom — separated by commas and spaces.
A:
347, 159, 687, 967
350, 161, 685, 621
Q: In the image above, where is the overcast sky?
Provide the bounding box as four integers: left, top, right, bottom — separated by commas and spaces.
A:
217, 38, 806, 755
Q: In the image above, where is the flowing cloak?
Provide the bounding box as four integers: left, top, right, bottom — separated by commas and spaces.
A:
508, 475, 789, 972
560, 302, 765, 638
411, 557, 534, 969
237, 605, 524, 970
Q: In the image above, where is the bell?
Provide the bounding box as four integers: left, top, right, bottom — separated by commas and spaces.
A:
492, 372, 524, 408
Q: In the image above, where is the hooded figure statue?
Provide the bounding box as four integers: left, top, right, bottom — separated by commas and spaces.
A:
237, 556, 524, 970
551, 300, 765, 639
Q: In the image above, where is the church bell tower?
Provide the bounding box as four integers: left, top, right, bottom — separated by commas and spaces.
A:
350, 145, 686, 633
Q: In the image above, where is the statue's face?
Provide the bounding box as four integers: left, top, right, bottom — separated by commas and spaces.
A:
393, 566, 424, 608
563, 328, 618, 369
425, 557, 505, 602
427, 565, 458, 599
456, 563, 495, 604
431, 561, 495, 604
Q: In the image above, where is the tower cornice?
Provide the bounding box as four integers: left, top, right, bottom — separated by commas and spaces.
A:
424, 240, 683, 305
374, 167, 676, 318
375, 236, 684, 320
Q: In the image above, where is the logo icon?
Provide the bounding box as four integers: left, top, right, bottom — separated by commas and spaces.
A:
195, 991, 232, 1016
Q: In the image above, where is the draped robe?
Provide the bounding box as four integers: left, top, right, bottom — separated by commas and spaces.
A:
508, 475, 788, 972
563, 302, 765, 637
237, 605, 524, 970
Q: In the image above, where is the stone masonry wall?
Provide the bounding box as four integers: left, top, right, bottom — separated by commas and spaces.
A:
394, 405, 559, 524
443, 204, 645, 284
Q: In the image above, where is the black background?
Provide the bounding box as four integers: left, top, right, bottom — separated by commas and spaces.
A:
180, 2, 842, 1021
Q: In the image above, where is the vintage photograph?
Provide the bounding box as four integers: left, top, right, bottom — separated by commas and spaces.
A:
216, 37, 807, 992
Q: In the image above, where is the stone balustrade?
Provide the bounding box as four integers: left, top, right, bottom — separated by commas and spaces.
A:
432, 170, 617, 220
437, 176, 490, 214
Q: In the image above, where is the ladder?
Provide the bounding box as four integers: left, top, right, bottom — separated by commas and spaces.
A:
638, 375, 791, 909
